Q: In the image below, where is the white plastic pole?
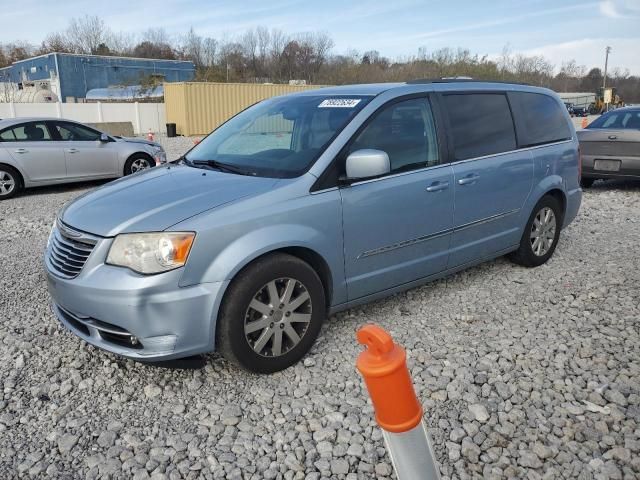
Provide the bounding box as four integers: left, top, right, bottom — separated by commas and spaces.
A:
383, 421, 441, 480
356, 325, 441, 480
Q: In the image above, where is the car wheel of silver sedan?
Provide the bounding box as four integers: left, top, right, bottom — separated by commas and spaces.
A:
0, 166, 21, 200
124, 154, 154, 175
509, 195, 562, 268
217, 253, 326, 373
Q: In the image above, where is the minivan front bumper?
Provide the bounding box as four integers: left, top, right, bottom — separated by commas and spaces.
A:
46, 257, 227, 361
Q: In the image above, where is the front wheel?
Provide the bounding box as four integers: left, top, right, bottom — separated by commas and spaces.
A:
509, 196, 562, 268
124, 154, 154, 175
216, 253, 326, 373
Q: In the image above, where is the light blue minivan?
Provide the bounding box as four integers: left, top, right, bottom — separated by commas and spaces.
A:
45, 80, 581, 372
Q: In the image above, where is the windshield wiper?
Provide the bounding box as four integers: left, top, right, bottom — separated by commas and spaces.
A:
190, 159, 256, 176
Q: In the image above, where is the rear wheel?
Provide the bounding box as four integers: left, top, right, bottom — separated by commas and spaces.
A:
509, 195, 562, 268
0, 166, 21, 200
124, 154, 153, 175
216, 253, 326, 373
580, 177, 595, 188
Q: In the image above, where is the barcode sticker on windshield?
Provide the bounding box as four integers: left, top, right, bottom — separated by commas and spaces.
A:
318, 99, 361, 108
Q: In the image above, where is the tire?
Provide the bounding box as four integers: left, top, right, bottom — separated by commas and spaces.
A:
580, 177, 595, 188
124, 154, 154, 175
0, 165, 22, 200
509, 195, 562, 268
216, 253, 326, 373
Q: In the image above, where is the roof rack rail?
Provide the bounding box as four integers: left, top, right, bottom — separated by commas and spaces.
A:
406, 78, 531, 86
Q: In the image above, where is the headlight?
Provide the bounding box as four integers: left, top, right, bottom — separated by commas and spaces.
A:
106, 232, 195, 274
153, 147, 167, 164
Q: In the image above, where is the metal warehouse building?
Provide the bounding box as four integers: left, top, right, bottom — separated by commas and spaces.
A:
0, 53, 195, 103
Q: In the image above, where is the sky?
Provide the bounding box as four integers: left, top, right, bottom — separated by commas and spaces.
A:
1, 0, 639, 74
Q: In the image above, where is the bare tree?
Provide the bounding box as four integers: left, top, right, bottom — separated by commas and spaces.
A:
0, 46, 8, 68
66, 15, 109, 54
242, 29, 260, 80
107, 31, 135, 56
133, 41, 176, 59
557, 60, 586, 91
182, 28, 204, 67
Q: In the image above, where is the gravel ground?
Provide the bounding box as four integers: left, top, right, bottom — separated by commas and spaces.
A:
0, 140, 639, 479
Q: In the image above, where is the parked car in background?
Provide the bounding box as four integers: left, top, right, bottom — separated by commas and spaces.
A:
578, 106, 640, 187
572, 105, 588, 117
45, 81, 581, 373
0, 118, 166, 199
564, 102, 575, 115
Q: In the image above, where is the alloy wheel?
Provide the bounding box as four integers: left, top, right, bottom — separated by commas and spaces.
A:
131, 158, 151, 173
530, 207, 556, 257
244, 277, 312, 357
0, 170, 16, 196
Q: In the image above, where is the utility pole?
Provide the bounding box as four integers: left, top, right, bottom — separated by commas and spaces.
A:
603, 46, 611, 112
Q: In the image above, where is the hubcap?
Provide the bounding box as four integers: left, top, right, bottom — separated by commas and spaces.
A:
0, 170, 16, 196
131, 158, 150, 173
244, 277, 312, 357
530, 207, 556, 257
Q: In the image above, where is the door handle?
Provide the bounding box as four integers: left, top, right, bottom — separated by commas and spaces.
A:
457, 174, 480, 185
608, 135, 617, 140
66, 148, 79, 153
14, 148, 27, 154
426, 181, 449, 192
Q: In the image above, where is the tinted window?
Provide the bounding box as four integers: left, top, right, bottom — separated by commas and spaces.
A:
588, 110, 640, 129
0, 122, 51, 142
347, 97, 439, 174
53, 122, 101, 141
444, 93, 516, 160
509, 92, 571, 146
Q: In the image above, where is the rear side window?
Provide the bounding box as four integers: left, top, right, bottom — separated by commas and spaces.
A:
53, 122, 102, 141
508, 92, 571, 147
443, 93, 516, 160
0, 122, 52, 142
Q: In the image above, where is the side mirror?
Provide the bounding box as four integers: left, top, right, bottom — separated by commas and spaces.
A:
345, 149, 390, 180
99, 133, 110, 142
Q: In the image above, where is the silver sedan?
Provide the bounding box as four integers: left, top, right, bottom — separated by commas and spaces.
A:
0, 117, 167, 199
578, 107, 640, 187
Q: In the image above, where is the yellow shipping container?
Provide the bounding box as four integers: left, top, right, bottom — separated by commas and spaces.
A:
164, 82, 328, 136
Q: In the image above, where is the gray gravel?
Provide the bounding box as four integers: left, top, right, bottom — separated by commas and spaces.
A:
1, 139, 639, 479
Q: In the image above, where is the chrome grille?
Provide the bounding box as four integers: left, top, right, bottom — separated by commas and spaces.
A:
47, 222, 97, 278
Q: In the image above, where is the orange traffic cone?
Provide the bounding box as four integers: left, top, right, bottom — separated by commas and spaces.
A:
581, 117, 588, 129
147, 129, 154, 141
356, 325, 441, 479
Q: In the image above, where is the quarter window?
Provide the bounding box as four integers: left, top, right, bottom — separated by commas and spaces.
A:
347, 97, 439, 174
0, 122, 52, 142
508, 92, 571, 146
443, 93, 516, 160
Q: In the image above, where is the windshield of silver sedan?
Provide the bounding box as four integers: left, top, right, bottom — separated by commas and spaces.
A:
184, 94, 372, 178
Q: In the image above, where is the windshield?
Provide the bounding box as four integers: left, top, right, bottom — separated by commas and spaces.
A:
587, 110, 640, 129
185, 94, 372, 178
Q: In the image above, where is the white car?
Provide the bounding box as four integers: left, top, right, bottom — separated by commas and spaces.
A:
0, 117, 166, 199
